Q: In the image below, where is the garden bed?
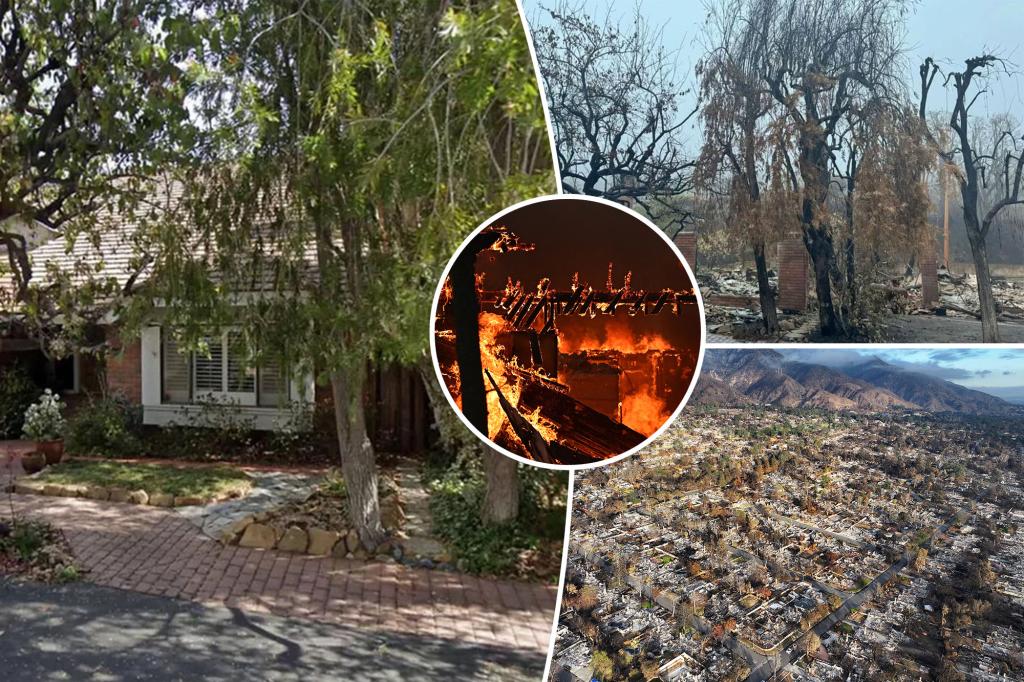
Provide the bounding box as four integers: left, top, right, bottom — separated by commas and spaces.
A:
427, 466, 567, 583
13, 460, 253, 507
225, 471, 407, 559
0, 517, 79, 583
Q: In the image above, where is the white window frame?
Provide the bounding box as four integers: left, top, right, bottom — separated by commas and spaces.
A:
141, 324, 315, 431
192, 332, 257, 406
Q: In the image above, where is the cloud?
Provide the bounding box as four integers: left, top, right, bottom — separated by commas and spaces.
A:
782, 349, 870, 366
927, 349, 977, 362
883, 358, 976, 380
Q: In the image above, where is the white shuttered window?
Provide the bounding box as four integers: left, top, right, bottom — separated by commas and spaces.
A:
161, 328, 289, 407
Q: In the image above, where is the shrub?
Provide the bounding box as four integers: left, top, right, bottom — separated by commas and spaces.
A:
0, 364, 39, 439
427, 462, 567, 578
429, 472, 531, 575
65, 395, 142, 456
0, 518, 80, 583
22, 389, 65, 441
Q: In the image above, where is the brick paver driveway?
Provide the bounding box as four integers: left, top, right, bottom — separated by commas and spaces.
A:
6, 492, 557, 656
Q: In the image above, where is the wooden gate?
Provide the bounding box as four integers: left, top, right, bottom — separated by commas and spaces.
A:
365, 363, 433, 454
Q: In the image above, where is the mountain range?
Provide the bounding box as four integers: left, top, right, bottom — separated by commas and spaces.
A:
694, 350, 1011, 414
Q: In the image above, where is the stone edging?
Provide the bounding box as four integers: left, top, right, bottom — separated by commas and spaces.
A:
10, 479, 230, 507
224, 492, 406, 561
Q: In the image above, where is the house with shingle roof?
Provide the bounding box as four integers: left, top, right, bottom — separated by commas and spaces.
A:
0, 177, 431, 452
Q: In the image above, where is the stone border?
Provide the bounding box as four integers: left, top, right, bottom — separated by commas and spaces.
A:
10, 479, 237, 508
225, 492, 406, 561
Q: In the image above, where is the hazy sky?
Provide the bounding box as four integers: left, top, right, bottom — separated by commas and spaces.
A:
524, 0, 1024, 127
781, 348, 1024, 401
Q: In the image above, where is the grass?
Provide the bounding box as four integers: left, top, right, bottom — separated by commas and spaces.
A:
33, 460, 253, 499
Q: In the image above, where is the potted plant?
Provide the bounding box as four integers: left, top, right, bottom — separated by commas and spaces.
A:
22, 390, 67, 465
20, 451, 47, 474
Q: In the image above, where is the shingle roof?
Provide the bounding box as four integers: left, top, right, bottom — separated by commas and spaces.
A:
2, 175, 322, 312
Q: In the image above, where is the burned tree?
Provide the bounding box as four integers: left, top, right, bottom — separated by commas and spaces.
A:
734, 0, 908, 337
698, 5, 787, 334
532, 2, 697, 229
833, 98, 933, 327
920, 56, 1024, 342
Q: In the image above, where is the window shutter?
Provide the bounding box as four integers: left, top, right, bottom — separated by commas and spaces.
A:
226, 332, 255, 393
194, 337, 224, 392
258, 358, 287, 407
162, 331, 191, 403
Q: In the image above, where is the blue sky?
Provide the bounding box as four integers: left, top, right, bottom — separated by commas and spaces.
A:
524, 0, 1024, 120
781, 348, 1024, 402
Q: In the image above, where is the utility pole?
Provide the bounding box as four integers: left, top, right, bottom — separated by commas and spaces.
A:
943, 161, 950, 270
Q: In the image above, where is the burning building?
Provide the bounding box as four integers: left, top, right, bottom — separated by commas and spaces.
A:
432, 198, 702, 466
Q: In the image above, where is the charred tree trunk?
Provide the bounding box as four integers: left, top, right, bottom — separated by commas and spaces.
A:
331, 366, 385, 549
482, 448, 519, 524
965, 218, 1000, 342
449, 252, 488, 435
740, 103, 778, 334
752, 242, 778, 333
804, 225, 843, 337
843, 166, 857, 320
800, 138, 846, 338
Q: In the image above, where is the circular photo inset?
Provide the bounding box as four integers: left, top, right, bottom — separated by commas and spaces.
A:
430, 195, 704, 469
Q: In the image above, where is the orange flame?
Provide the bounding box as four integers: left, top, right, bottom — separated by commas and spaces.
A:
558, 319, 673, 354
620, 360, 670, 435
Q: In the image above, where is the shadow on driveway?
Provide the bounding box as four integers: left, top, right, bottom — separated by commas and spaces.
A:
0, 580, 541, 681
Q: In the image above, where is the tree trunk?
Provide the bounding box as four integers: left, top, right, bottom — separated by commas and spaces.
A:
752, 242, 778, 334
417, 356, 458, 447
418, 356, 521, 525
805, 227, 843, 337
330, 367, 385, 549
965, 223, 1000, 342
449, 251, 488, 434
482, 447, 520, 524
799, 133, 845, 338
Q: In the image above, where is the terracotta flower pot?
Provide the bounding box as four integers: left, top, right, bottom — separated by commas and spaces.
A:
37, 440, 65, 465
21, 451, 47, 474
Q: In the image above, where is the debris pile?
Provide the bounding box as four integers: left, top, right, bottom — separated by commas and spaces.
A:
699, 267, 815, 340
906, 266, 1024, 321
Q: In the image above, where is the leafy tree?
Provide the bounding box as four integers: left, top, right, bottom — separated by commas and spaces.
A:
0, 0, 198, 346
591, 650, 615, 680
143, 0, 552, 544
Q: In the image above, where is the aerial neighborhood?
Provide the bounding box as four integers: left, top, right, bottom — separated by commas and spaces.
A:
552, 351, 1024, 682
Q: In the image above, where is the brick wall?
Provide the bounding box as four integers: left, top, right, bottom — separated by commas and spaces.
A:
674, 231, 697, 270
105, 328, 142, 403
777, 237, 808, 312
920, 237, 939, 306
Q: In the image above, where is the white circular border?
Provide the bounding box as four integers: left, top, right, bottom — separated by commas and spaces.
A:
429, 194, 707, 471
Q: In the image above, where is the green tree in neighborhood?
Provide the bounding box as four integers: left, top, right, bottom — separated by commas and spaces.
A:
144, 0, 552, 544
0, 0, 198, 339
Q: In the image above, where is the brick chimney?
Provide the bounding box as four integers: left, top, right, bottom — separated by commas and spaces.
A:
673, 230, 697, 270
777, 237, 808, 312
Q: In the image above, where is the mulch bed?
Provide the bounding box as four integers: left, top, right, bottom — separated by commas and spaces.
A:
0, 517, 80, 583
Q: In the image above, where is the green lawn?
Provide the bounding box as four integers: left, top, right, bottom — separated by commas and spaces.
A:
33, 460, 253, 499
